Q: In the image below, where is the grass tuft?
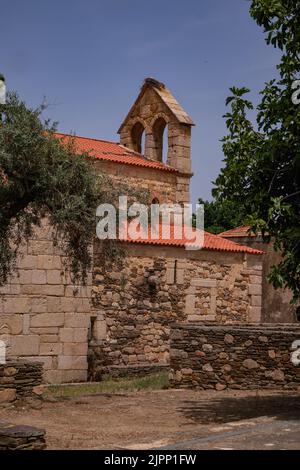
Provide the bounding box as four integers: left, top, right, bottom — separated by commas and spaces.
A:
43, 372, 169, 399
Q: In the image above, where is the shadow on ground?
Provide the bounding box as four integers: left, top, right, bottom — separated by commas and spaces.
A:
179, 393, 300, 425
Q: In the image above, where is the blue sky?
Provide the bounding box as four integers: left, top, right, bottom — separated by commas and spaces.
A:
1, 0, 281, 202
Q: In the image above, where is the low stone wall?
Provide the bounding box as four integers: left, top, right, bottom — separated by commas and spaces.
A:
0, 421, 46, 450
88, 349, 169, 380
0, 360, 43, 405
169, 323, 300, 390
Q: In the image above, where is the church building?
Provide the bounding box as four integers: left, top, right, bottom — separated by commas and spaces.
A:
0, 79, 264, 383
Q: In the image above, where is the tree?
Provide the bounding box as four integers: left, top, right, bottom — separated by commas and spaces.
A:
213, 0, 300, 301
196, 198, 247, 234
0, 92, 145, 285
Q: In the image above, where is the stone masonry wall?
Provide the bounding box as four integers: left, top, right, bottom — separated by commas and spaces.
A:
119, 85, 192, 175
117, 82, 192, 204
223, 236, 296, 323
0, 218, 92, 384
0, 360, 43, 405
94, 159, 190, 207
169, 323, 300, 390
89, 243, 263, 379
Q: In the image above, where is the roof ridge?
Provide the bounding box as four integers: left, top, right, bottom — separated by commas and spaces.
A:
54, 131, 119, 146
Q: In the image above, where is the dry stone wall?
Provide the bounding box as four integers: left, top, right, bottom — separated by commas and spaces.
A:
169, 323, 300, 390
0, 421, 46, 450
0, 360, 43, 405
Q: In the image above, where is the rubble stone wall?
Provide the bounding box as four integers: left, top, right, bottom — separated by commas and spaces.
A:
0, 360, 43, 405
89, 243, 263, 379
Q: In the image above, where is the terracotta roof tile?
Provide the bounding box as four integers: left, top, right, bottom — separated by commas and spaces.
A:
54, 133, 262, 255
54, 133, 178, 173
119, 224, 263, 254
219, 226, 257, 238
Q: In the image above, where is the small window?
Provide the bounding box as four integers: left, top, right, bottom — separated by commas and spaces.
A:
150, 197, 161, 227
174, 259, 178, 284
88, 316, 96, 342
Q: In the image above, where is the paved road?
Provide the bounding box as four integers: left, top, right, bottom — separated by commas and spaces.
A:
155, 417, 300, 450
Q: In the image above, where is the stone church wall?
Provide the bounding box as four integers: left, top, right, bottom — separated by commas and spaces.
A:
0, 219, 92, 384
89, 243, 263, 379
93, 159, 190, 206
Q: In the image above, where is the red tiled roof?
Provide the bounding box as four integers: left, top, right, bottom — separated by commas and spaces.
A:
54, 133, 262, 255
119, 224, 263, 254
54, 133, 178, 173
219, 226, 257, 238
201, 230, 262, 253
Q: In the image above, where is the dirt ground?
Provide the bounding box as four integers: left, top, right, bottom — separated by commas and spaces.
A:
1, 388, 300, 450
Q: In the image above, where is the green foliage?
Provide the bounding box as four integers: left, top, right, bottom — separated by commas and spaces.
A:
0, 92, 146, 285
213, 0, 300, 301
0, 92, 102, 284
197, 198, 247, 234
